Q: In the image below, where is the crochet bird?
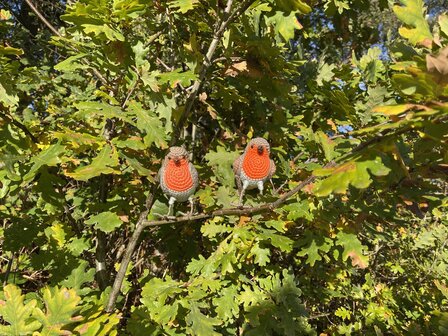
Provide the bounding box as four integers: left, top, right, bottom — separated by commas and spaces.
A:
233, 137, 276, 206
158, 147, 198, 216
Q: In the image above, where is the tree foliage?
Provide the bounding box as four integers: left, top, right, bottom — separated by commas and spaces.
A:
0, 0, 447, 334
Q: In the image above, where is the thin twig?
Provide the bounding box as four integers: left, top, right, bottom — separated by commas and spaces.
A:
171, 0, 254, 144
144, 31, 163, 48
139, 174, 326, 228
24, 0, 108, 86
104, 163, 332, 312
3, 253, 14, 286
23, 0, 59, 36
121, 66, 140, 108
0, 105, 39, 143
105, 183, 158, 312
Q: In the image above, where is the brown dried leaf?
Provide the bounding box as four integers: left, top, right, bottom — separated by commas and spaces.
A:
426, 47, 448, 75
347, 251, 368, 269
199, 92, 207, 102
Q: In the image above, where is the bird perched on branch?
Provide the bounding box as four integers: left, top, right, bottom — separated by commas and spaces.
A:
158, 147, 198, 216
233, 137, 276, 206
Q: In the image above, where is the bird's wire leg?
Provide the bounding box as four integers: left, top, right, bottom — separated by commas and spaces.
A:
270, 179, 278, 196
238, 180, 250, 207
167, 197, 176, 217
188, 196, 194, 217
257, 180, 264, 196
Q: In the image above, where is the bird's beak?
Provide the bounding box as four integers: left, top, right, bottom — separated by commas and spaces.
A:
174, 158, 181, 165
257, 145, 264, 155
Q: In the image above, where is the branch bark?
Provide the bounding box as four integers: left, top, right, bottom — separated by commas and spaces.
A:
24, 0, 109, 86
0, 104, 39, 144
171, 0, 254, 144
104, 163, 332, 312
105, 183, 158, 312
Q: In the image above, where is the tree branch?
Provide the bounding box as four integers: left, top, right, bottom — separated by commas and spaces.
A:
104, 162, 332, 312
23, 0, 59, 36
171, 0, 254, 144
0, 105, 39, 143
24, 0, 108, 86
105, 183, 158, 312
141, 171, 332, 228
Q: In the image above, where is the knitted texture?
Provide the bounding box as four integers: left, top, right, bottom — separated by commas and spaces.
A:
234, 137, 275, 184
158, 147, 198, 202
242, 146, 270, 180
164, 158, 194, 192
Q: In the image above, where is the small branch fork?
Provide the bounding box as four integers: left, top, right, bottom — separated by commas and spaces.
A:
105, 163, 334, 312
0, 104, 39, 143
105, 183, 158, 312
24, 0, 108, 86
171, 0, 255, 144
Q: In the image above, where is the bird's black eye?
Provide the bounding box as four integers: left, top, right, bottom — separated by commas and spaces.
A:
168, 157, 172, 160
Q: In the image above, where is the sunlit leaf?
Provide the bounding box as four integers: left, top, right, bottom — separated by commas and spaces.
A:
0, 285, 41, 335
393, 0, 432, 47
85, 211, 124, 233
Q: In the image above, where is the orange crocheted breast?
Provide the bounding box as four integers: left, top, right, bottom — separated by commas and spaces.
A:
164, 160, 194, 192
242, 150, 270, 180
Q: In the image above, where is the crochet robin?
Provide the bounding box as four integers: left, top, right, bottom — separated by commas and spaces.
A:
158, 147, 198, 216
233, 137, 276, 206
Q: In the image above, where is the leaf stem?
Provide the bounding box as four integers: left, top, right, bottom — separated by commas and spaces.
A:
171, 0, 254, 144
105, 183, 157, 312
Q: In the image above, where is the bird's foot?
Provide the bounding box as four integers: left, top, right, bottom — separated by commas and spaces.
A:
153, 213, 176, 220
177, 211, 197, 219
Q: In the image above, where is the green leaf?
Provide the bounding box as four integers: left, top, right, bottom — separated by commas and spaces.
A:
0, 83, 19, 107
282, 199, 314, 221
23, 143, 66, 182
0, 46, 23, 56
296, 231, 333, 266
74, 101, 131, 122
316, 131, 336, 161
33, 286, 81, 335
158, 68, 197, 88
316, 62, 335, 86
67, 237, 90, 257
127, 102, 167, 148
185, 302, 222, 336
213, 286, 239, 322
265, 11, 303, 41
335, 307, 351, 321
249, 243, 271, 266
439, 14, 448, 37
119, 151, 154, 181
393, 0, 432, 47
205, 146, 239, 187
141, 276, 184, 307
168, 0, 199, 14
201, 218, 232, 239
353, 47, 386, 83
60, 261, 95, 295
66, 145, 120, 181
113, 137, 146, 151
53, 128, 105, 149
54, 53, 88, 72
73, 310, 120, 336
335, 232, 369, 269
313, 158, 390, 197
0, 284, 41, 335
85, 211, 124, 233
259, 228, 293, 252
392, 71, 438, 100
82, 23, 125, 41
276, 0, 312, 14
373, 104, 415, 116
